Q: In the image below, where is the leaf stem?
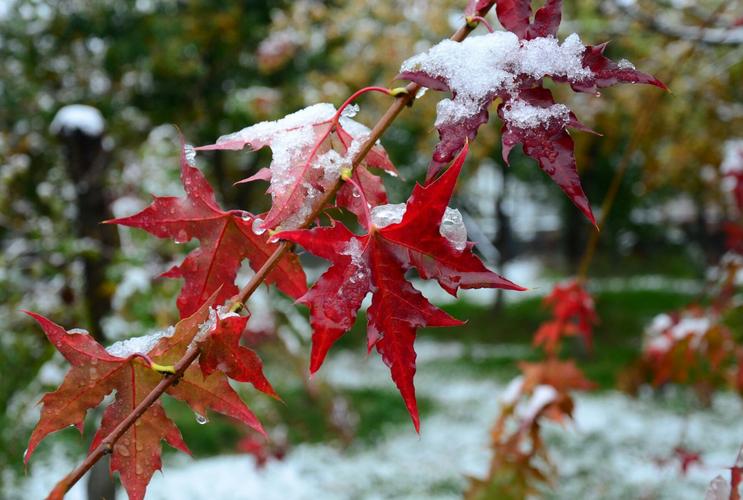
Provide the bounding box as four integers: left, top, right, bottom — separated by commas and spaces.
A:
466, 15, 495, 33
48, 8, 493, 497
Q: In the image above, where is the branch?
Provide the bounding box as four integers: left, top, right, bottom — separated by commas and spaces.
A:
47, 6, 493, 497
606, 0, 743, 46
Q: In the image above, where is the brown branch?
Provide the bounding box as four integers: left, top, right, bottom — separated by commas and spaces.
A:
47, 9, 493, 498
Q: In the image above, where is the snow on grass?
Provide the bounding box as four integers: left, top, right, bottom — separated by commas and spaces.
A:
12, 341, 742, 499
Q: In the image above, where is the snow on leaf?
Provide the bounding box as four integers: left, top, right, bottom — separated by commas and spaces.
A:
276, 145, 524, 430
24, 296, 270, 500
196, 103, 397, 230
397, 0, 665, 222
107, 144, 307, 318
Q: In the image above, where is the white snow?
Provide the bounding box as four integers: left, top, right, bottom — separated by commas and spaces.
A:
721, 140, 743, 175
105, 326, 175, 358
211, 103, 378, 230
705, 475, 731, 500
370, 202, 406, 228
16, 343, 743, 499
400, 32, 594, 127
501, 375, 524, 405
643, 311, 715, 355
501, 99, 571, 129
215, 103, 336, 151
49, 104, 105, 137
521, 384, 559, 421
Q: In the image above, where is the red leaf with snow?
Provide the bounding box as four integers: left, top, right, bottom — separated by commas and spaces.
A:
499, 87, 598, 223
276, 145, 523, 430
196, 104, 397, 230
24, 298, 270, 500
108, 145, 306, 318
398, 0, 665, 222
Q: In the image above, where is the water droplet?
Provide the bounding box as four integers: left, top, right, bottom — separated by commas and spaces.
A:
136, 442, 144, 451
341, 103, 359, 118
195, 413, 209, 425
241, 211, 251, 222
175, 229, 189, 244
252, 218, 266, 235
136, 463, 144, 475
352, 190, 360, 198
115, 444, 130, 457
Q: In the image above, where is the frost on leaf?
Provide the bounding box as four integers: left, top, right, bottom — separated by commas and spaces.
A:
23, 296, 273, 500
108, 144, 307, 318
397, 0, 666, 223
196, 103, 398, 230
276, 145, 524, 430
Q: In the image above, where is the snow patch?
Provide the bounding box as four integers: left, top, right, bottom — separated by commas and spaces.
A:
50, 104, 105, 136
105, 326, 175, 358
502, 99, 571, 129
401, 32, 594, 126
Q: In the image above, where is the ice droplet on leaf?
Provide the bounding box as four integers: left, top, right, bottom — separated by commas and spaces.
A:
439, 207, 467, 252
184, 144, 197, 163
341, 103, 360, 118
371, 203, 468, 251
252, 218, 266, 235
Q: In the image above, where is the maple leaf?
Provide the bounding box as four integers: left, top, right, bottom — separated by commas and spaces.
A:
24, 297, 272, 500
108, 144, 307, 318
533, 279, 598, 354
196, 103, 397, 230
276, 145, 523, 430
518, 359, 595, 395
198, 312, 278, 398
397, 0, 666, 223
494, 0, 562, 40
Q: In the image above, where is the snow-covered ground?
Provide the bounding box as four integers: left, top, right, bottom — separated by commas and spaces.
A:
10, 339, 743, 499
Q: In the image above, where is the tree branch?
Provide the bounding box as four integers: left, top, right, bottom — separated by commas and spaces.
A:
606, 0, 743, 46
47, 8, 494, 498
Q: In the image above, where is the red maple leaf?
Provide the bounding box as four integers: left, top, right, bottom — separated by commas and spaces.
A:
398, 0, 666, 223
196, 103, 397, 230
24, 297, 273, 500
108, 145, 307, 318
199, 312, 278, 398
533, 280, 597, 354
277, 144, 523, 430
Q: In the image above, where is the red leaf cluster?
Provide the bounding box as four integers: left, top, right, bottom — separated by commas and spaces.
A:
400, 0, 666, 224
533, 279, 597, 355
24, 295, 274, 500
108, 146, 307, 318
196, 103, 397, 230
277, 145, 523, 430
